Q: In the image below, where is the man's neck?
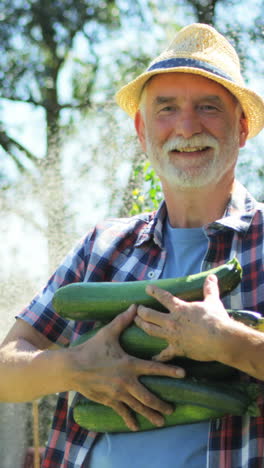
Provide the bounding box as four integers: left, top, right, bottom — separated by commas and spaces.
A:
162, 177, 235, 228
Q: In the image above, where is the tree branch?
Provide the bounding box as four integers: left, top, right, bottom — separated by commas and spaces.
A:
59, 99, 92, 110
0, 128, 45, 194
1, 94, 43, 107
0, 129, 40, 164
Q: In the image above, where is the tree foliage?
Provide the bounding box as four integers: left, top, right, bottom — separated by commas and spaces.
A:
0, 0, 118, 105
0, 2, 156, 461
0, 0, 151, 270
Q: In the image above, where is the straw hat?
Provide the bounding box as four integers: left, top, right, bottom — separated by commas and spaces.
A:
116, 23, 264, 139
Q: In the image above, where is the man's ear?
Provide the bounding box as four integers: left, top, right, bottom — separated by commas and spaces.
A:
134, 110, 147, 152
239, 112, 249, 148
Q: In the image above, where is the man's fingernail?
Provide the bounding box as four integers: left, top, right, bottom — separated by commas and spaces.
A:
130, 423, 139, 432
208, 274, 217, 282
175, 368, 185, 378
156, 418, 165, 427
164, 405, 174, 415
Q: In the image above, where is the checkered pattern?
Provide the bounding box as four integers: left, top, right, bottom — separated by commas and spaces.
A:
19, 181, 264, 468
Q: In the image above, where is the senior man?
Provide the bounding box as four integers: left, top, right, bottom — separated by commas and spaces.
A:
1, 23, 264, 468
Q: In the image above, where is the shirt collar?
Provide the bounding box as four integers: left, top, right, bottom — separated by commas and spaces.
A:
135, 181, 259, 247
134, 202, 167, 248
205, 181, 259, 235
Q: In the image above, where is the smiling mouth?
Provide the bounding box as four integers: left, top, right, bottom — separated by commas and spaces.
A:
172, 146, 210, 153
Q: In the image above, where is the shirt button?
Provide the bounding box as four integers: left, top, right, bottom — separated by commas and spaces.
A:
147, 271, 156, 279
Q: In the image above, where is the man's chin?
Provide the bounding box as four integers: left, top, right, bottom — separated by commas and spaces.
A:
159, 168, 217, 189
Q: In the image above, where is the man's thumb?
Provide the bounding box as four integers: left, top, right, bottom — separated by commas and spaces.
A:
203, 274, 220, 302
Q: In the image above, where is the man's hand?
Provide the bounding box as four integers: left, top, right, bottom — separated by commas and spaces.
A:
69, 305, 185, 431
134, 274, 232, 363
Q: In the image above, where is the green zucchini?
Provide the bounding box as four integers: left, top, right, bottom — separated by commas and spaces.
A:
70, 309, 264, 380
71, 324, 238, 380
53, 258, 242, 321
229, 310, 264, 331
73, 377, 260, 432
74, 402, 228, 432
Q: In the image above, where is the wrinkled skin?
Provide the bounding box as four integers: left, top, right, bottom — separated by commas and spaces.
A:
135, 275, 233, 363
70, 305, 185, 431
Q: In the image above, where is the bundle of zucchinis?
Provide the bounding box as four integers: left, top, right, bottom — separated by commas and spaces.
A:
73, 377, 260, 432
53, 257, 261, 431
69, 310, 262, 432
52, 257, 242, 321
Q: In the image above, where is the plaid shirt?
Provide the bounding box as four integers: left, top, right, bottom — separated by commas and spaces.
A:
19, 181, 264, 468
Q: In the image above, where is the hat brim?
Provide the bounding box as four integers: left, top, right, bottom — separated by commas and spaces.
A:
116, 66, 264, 139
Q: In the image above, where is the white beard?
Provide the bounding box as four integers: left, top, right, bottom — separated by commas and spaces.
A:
146, 133, 239, 189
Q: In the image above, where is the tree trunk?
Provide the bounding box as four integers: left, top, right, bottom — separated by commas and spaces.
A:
189, 0, 218, 24
41, 109, 70, 273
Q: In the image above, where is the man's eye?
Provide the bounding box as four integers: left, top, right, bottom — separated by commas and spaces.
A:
160, 106, 175, 112
199, 105, 218, 111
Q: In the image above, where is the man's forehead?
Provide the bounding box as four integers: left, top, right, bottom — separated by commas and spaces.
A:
145, 72, 236, 99
153, 94, 224, 106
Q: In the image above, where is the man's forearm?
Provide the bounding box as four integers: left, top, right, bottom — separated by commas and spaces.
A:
216, 319, 264, 381
0, 338, 71, 402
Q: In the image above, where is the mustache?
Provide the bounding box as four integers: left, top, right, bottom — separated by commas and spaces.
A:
162, 135, 219, 152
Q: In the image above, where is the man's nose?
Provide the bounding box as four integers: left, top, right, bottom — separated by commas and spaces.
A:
175, 110, 202, 139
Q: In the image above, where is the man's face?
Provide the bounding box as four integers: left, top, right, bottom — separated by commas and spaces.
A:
135, 73, 248, 190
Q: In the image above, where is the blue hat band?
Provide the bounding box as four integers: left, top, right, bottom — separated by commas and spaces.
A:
148, 58, 234, 83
